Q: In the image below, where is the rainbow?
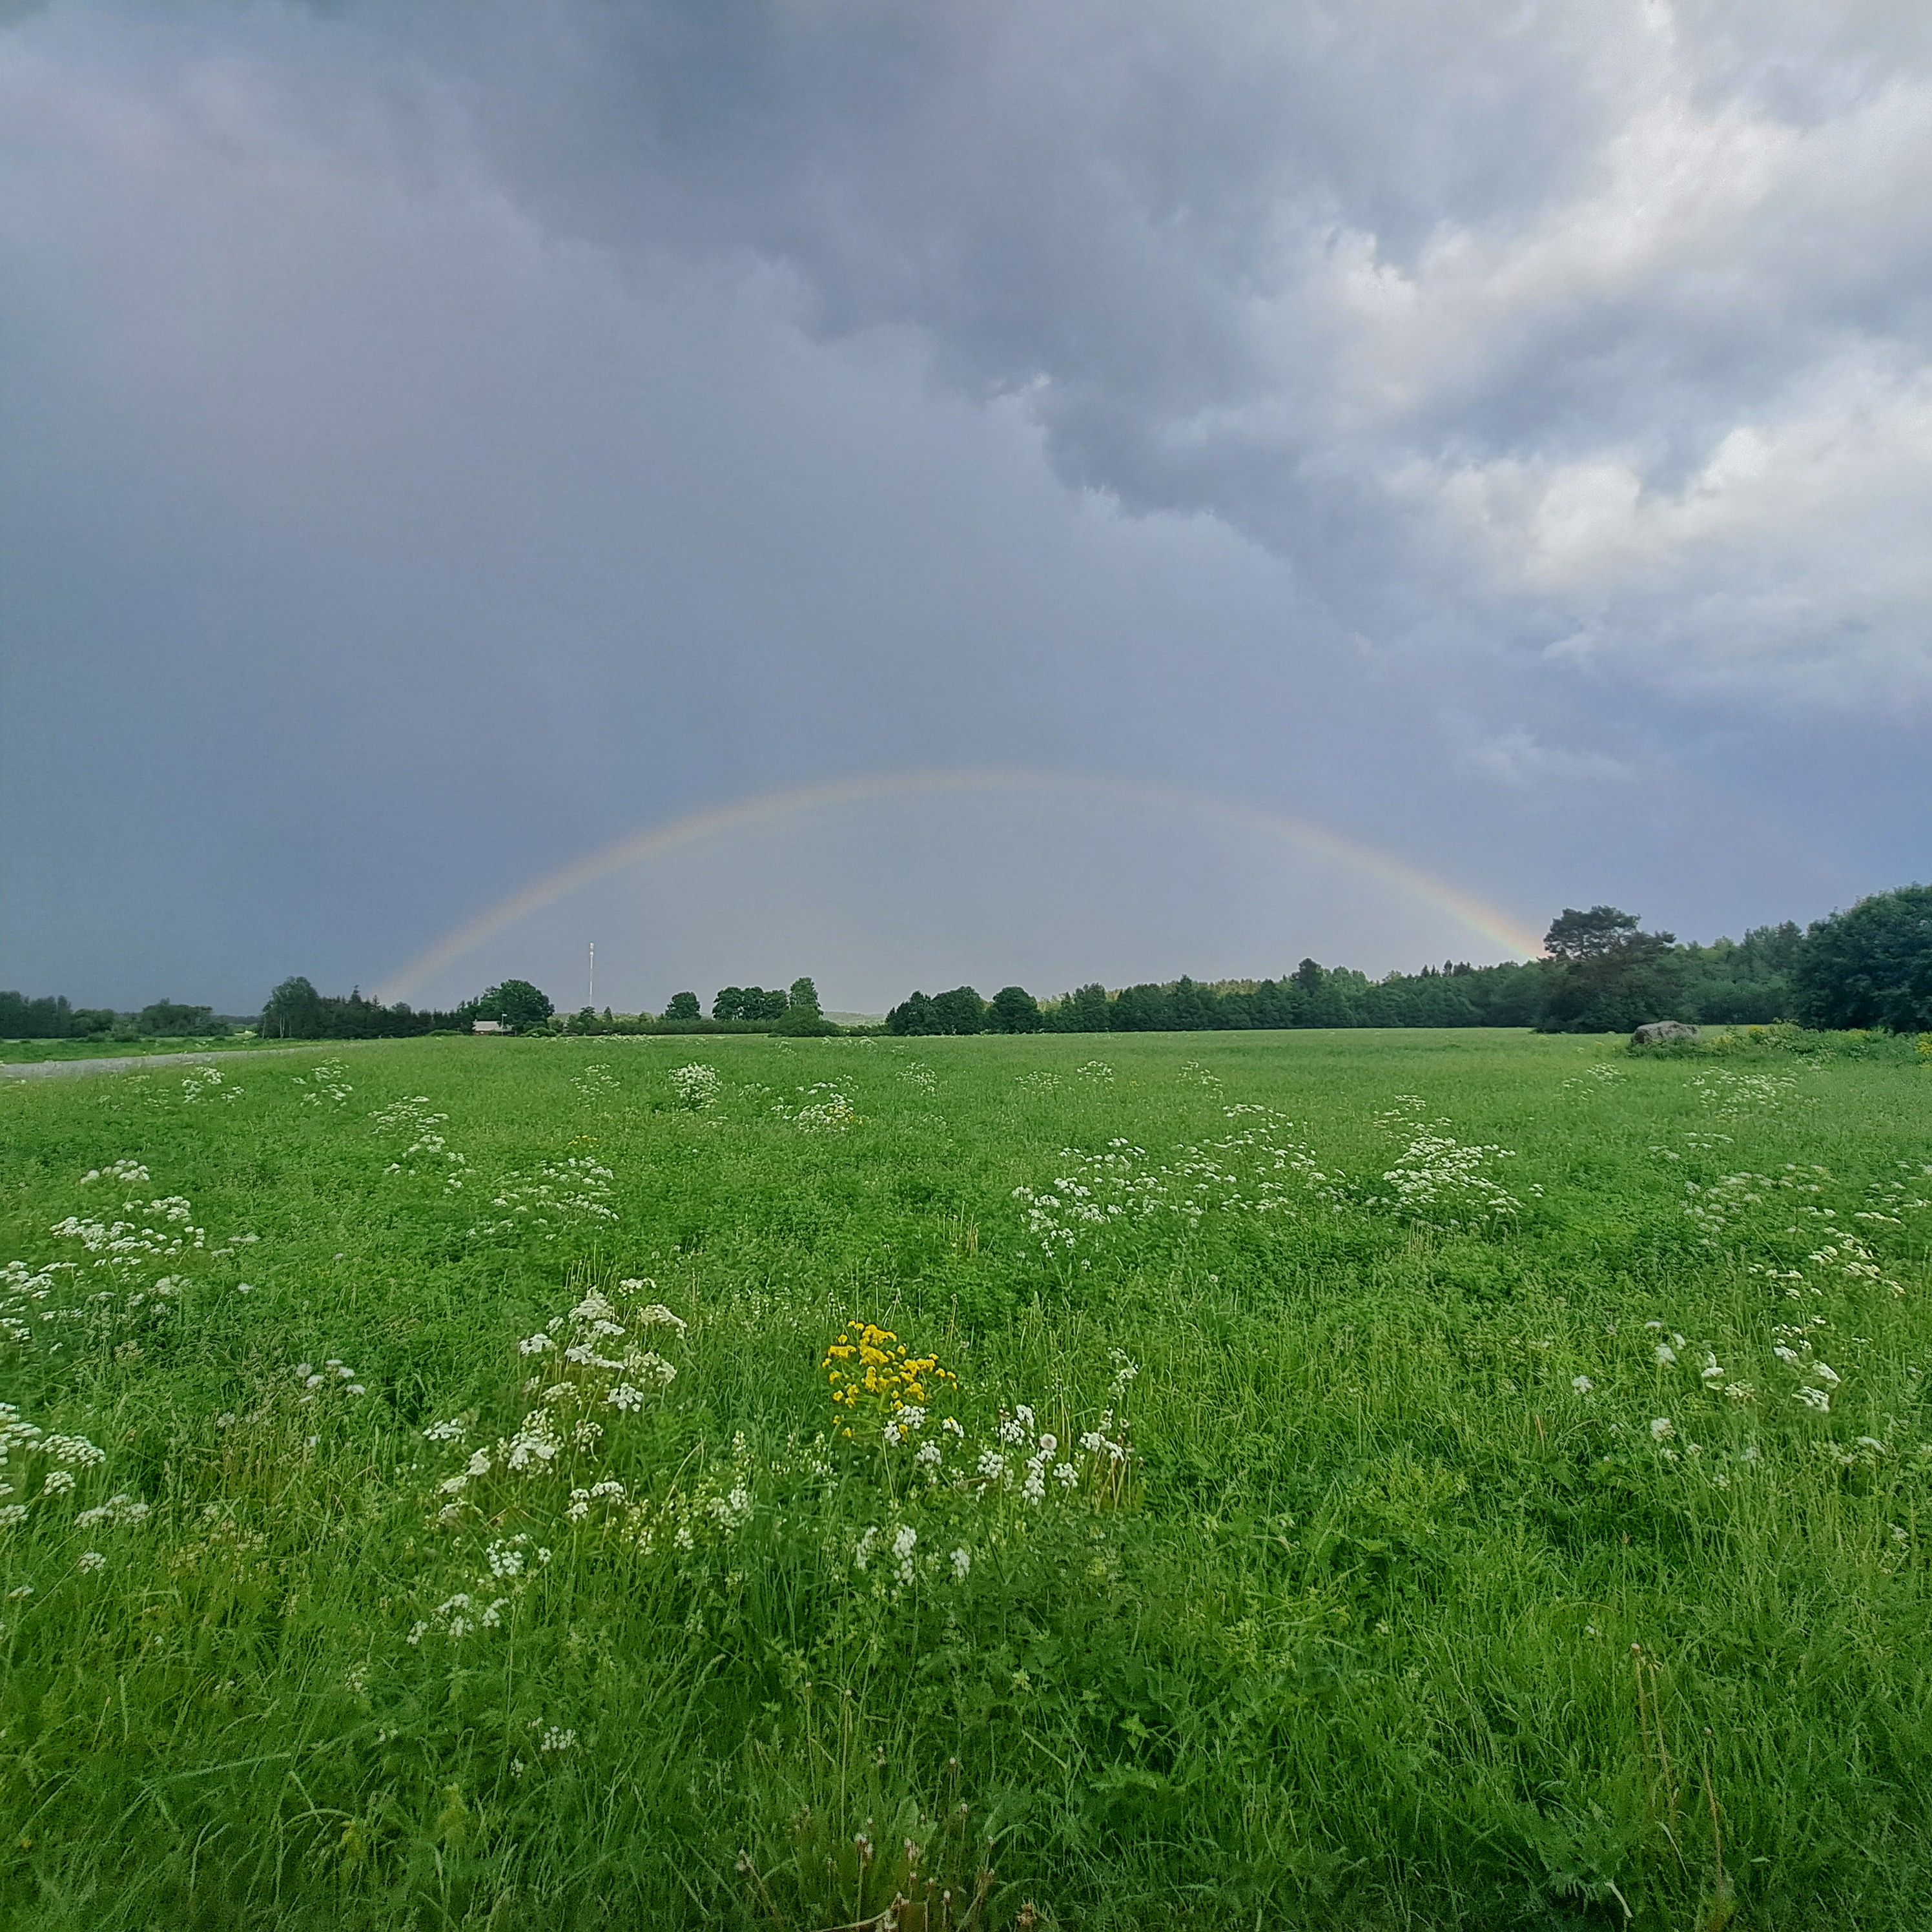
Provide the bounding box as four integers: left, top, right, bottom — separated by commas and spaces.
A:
376, 768, 1544, 1005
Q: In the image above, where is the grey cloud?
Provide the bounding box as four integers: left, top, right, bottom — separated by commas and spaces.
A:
0, 0, 1917, 1011
386, 0, 1932, 704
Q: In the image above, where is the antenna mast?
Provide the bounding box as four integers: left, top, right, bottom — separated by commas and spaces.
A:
588, 941, 595, 1009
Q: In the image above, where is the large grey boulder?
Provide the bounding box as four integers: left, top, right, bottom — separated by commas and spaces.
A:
1632, 1020, 1700, 1047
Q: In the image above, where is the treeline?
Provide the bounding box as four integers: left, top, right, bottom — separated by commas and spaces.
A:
15, 883, 1926, 1049
885, 886, 1932, 1036
887, 961, 1550, 1035
258, 979, 474, 1040
0, 992, 243, 1042
546, 976, 838, 1037
255, 973, 843, 1039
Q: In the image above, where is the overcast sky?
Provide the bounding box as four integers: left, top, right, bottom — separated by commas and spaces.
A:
5, 0, 1929, 1014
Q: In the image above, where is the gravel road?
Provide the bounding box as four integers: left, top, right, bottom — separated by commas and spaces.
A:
1, 1045, 344, 1082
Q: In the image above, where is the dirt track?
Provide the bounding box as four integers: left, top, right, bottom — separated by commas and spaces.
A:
1, 1045, 360, 1082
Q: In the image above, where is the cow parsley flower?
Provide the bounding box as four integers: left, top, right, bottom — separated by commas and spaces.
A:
74, 1494, 148, 1529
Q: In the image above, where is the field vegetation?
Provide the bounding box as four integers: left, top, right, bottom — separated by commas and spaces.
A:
1, 1029, 1930, 1928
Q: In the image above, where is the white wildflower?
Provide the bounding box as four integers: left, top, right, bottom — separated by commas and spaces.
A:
891, 1523, 918, 1584
74, 1493, 148, 1530
670, 1064, 721, 1110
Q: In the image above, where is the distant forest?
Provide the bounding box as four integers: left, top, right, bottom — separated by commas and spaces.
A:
6, 885, 1929, 1043
0, 994, 249, 1043
886, 889, 1932, 1037
885, 910, 1804, 1036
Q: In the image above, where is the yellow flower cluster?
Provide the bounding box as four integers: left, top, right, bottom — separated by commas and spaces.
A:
821, 1319, 956, 1427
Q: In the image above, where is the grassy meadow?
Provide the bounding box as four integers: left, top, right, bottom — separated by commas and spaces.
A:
2, 1028, 1931, 1929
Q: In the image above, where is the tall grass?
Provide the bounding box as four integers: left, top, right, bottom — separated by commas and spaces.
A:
0, 1029, 1928, 1927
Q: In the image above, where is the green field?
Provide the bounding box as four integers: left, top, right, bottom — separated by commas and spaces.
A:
2, 1029, 1929, 1929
